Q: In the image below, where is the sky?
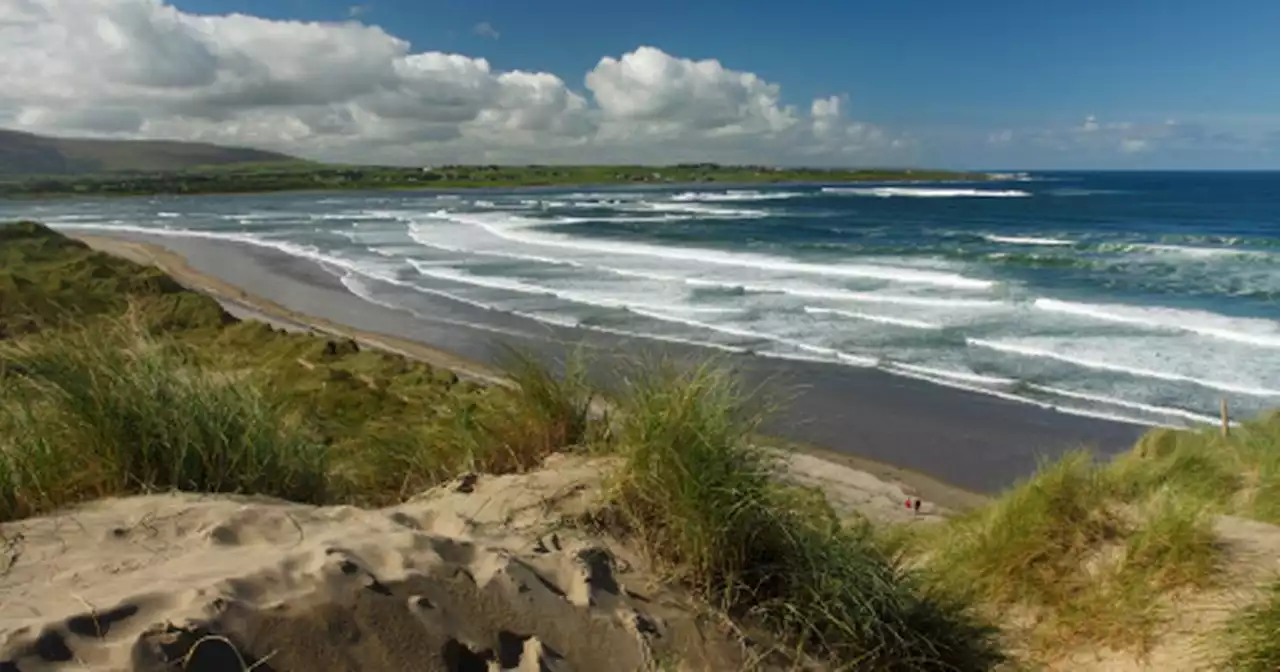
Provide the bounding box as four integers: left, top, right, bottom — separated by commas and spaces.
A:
3, 0, 1279, 169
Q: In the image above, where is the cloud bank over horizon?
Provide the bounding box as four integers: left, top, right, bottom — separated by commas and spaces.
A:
2, 0, 1272, 168
0, 0, 903, 166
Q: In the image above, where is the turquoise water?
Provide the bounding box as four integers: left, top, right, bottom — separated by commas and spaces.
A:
6, 171, 1278, 426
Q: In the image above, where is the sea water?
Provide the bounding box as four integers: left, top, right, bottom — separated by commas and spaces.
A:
6, 171, 1277, 427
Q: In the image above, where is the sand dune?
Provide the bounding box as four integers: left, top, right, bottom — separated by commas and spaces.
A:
0, 449, 955, 671
0, 455, 758, 671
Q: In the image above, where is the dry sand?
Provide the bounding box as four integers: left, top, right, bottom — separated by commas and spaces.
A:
0, 455, 756, 671
0, 451, 950, 671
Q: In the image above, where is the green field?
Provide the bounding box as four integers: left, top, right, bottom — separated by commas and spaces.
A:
0, 162, 990, 198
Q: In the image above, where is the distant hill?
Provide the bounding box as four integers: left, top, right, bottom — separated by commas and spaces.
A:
0, 129, 302, 176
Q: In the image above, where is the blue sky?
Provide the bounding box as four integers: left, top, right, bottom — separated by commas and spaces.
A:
9, 0, 1280, 168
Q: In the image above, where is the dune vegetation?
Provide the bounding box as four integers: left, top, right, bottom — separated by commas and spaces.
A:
902, 407, 1280, 665
2, 219, 1278, 669
0, 221, 1004, 669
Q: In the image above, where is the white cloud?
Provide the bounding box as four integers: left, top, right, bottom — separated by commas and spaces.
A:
472, 21, 499, 40
997, 115, 1222, 157
0, 0, 901, 165
987, 129, 1013, 144
347, 4, 371, 18
1119, 138, 1149, 154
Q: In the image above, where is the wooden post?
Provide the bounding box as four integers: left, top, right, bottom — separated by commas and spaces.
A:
1221, 398, 1231, 438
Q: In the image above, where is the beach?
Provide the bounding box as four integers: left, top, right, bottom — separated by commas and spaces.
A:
74, 230, 1144, 496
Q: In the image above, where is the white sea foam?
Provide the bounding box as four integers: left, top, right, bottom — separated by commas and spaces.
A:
983, 234, 1074, 246
803, 306, 942, 330
561, 192, 652, 201
822, 187, 1032, 198
875, 366, 1163, 428
40, 214, 106, 222
625, 308, 871, 363
885, 363, 1017, 387
669, 190, 805, 202
1140, 243, 1260, 258
967, 337, 1280, 398
405, 225, 1003, 310
338, 273, 549, 341
683, 278, 1003, 308
1103, 242, 1267, 259
309, 212, 403, 222
985, 172, 1034, 182
1025, 383, 1220, 426
634, 202, 770, 218
51, 222, 380, 278
407, 262, 740, 317
429, 211, 994, 289
1034, 298, 1280, 349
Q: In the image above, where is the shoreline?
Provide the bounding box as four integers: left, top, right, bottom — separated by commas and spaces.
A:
3, 174, 997, 201
74, 233, 987, 512
70, 230, 1145, 498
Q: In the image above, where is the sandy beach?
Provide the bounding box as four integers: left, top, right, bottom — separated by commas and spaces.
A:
71, 231, 1144, 496
0, 225, 1269, 672
1, 227, 970, 670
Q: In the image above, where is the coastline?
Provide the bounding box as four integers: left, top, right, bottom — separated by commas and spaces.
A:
71, 230, 1144, 499
3, 174, 997, 200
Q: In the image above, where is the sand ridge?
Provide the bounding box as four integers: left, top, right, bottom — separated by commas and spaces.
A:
0, 455, 751, 671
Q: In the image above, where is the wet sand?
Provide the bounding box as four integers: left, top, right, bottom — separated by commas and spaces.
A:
74, 231, 1145, 497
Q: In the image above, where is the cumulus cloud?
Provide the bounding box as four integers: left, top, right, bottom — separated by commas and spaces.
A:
0, 0, 900, 165
472, 21, 499, 40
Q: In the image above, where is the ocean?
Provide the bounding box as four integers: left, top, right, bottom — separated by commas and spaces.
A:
5, 171, 1278, 428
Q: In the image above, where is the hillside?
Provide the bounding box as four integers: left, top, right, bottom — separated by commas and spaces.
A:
0, 128, 300, 176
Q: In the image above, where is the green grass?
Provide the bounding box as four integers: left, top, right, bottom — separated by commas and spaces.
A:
1105, 415, 1280, 522
1220, 579, 1280, 671
0, 319, 605, 516
907, 410, 1280, 658
601, 359, 1004, 670
0, 221, 603, 515
0, 328, 330, 519
915, 450, 1222, 653
1, 162, 992, 198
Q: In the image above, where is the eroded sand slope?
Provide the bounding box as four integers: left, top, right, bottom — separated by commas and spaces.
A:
0, 455, 757, 671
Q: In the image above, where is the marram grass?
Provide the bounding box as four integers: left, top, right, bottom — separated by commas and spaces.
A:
602, 359, 1004, 670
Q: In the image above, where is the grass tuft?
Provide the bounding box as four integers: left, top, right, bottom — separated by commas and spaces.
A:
924, 451, 1124, 608
604, 359, 1004, 670
917, 448, 1223, 652
1106, 416, 1280, 523
1221, 579, 1280, 671
1, 326, 330, 518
